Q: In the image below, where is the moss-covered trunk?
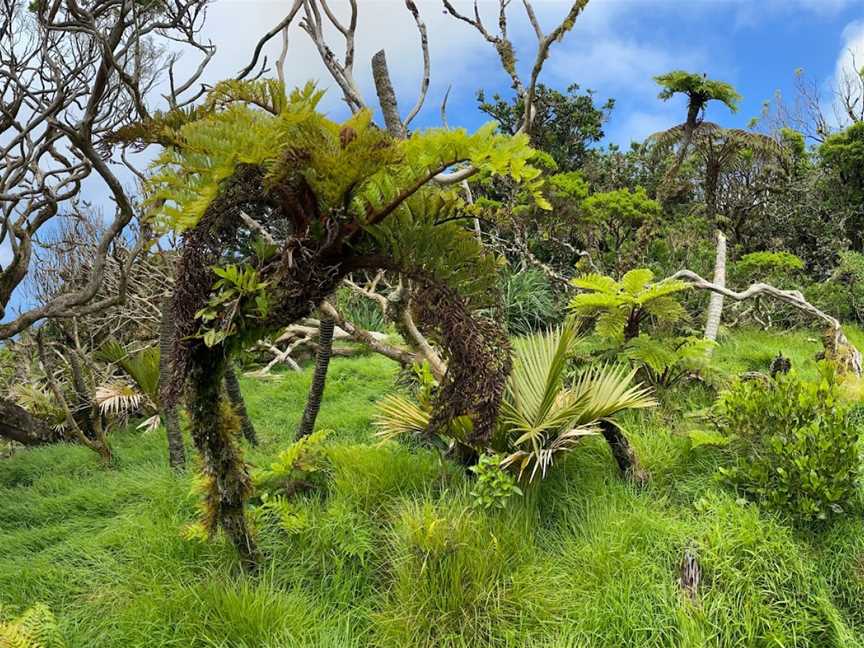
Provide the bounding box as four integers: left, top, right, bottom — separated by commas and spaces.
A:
224, 362, 257, 445
159, 297, 186, 469
186, 344, 257, 568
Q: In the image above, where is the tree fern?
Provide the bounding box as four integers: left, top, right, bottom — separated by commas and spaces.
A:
569, 269, 690, 340
622, 334, 716, 387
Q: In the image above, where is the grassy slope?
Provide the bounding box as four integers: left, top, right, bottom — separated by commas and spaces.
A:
1, 331, 863, 647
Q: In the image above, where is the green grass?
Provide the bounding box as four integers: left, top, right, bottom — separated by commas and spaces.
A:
2, 329, 864, 647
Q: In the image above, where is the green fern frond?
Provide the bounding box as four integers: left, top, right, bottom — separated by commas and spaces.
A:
570, 273, 619, 294
0, 603, 66, 648
620, 268, 654, 294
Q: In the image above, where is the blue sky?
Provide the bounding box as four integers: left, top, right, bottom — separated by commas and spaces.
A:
198, 0, 863, 146
5, 0, 864, 323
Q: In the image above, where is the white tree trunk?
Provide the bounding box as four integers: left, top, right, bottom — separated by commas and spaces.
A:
703, 230, 727, 342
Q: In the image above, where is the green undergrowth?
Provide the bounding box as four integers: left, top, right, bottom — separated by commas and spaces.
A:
1, 330, 863, 647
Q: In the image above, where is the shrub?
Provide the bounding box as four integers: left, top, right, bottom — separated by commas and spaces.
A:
733, 251, 804, 286
333, 285, 386, 332
713, 365, 861, 523
469, 454, 523, 510
729, 251, 805, 327
253, 429, 330, 498
805, 281, 857, 323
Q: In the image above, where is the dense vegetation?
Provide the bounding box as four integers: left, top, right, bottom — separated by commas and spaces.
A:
3, 1, 864, 646
2, 332, 864, 647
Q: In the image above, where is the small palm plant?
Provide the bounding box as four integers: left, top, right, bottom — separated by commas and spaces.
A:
498, 323, 656, 480
569, 268, 690, 341
95, 341, 162, 432
374, 320, 656, 482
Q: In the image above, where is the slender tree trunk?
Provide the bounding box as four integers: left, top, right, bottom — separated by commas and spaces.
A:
159, 297, 186, 469
371, 50, 407, 139
703, 230, 727, 342
224, 363, 257, 446
296, 317, 335, 440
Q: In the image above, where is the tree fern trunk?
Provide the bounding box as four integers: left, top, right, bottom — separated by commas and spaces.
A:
296, 317, 335, 440
187, 344, 258, 570
704, 230, 727, 343
224, 363, 257, 446
159, 297, 186, 469
599, 420, 648, 485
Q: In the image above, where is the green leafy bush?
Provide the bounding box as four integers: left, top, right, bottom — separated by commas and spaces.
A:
713, 366, 862, 523
733, 250, 804, 286
806, 251, 864, 324
253, 429, 330, 498
469, 454, 523, 510
333, 285, 386, 332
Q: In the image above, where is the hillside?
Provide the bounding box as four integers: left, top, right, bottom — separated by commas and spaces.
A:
2, 329, 863, 648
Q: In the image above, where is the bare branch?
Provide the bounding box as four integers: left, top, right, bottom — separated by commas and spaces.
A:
237, 0, 303, 79
668, 269, 840, 330
402, 0, 430, 129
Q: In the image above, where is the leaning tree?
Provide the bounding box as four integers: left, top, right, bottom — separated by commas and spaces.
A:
111, 0, 597, 565
117, 79, 548, 566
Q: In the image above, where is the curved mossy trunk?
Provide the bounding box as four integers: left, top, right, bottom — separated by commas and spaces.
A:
410, 276, 512, 453
224, 362, 257, 445
159, 297, 186, 469
186, 345, 257, 569
296, 317, 335, 440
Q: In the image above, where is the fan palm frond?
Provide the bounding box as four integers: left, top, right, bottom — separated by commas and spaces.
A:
373, 393, 431, 442
95, 383, 142, 416
98, 341, 161, 405
570, 363, 657, 424
137, 414, 163, 434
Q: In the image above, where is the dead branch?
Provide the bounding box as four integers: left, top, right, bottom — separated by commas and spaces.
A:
668, 269, 862, 375
0, 0, 213, 338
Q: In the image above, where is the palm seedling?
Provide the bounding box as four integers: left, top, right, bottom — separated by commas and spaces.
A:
95, 340, 162, 432
374, 320, 656, 482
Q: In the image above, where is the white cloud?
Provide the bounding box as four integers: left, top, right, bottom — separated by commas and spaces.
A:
608, 107, 678, 146
825, 19, 864, 128
836, 20, 864, 85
